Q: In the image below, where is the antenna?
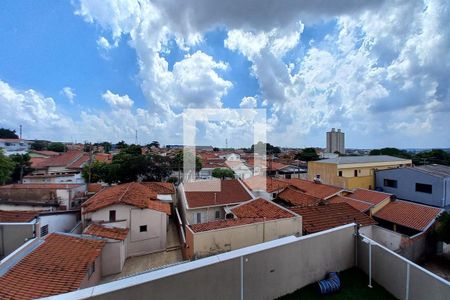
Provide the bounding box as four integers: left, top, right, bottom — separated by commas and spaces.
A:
135, 129, 138, 145
225, 138, 228, 149
19, 125, 22, 139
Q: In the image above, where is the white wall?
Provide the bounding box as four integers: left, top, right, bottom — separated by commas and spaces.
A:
360, 225, 403, 251
101, 239, 126, 276
37, 213, 78, 237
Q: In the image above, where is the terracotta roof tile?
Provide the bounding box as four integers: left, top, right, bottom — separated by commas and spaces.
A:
243, 176, 289, 193
231, 198, 295, 219
328, 195, 373, 212
82, 182, 171, 215
84, 224, 129, 240
184, 179, 253, 208
283, 179, 342, 199
290, 203, 377, 234
0, 233, 105, 300
346, 189, 391, 205
373, 200, 442, 231
34, 151, 86, 168
0, 210, 39, 222
277, 187, 323, 207
141, 182, 175, 194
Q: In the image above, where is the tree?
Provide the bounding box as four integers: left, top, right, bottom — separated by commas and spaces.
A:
213, 147, 220, 152
46, 142, 66, 152
116, 140, 128, 149
413, 149, 450, 166
82, 161, 108, 183
0, 128, 18, 139
0, 150, 15, 185
369, 148, 412, 159
250, 142, 281, 155
171, 152, 202, 172
9, 153, 32, 183
295, 148, 320, 161
434, 212, 450, 244
147, 140, 160, 148
123, 144, 142, 155
212, 168, 235, 179
143, 154, 172, 181
30, 140, 49, 151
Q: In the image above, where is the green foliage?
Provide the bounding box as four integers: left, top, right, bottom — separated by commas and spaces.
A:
46, 142, 66, 152
434, 212, 450, 244
295, 148, 320, 161
147, 140, 160, 148
369, 147, 412, 159
0, 150, 15, 184
143, 154, 172, 181
172, 152, 202, 172
412, 149, 450, 166
9, 153, 32, 182
0, 128, 19, 139
82, 161, 109, 183
30, 140, 49, 151
122, 144, 142, 155
167, 177, 178, 183
98, 142, 112, 153
115, 140, 128, 149
250, 142, 281, 155
212, 168, 235, 179
213, 147, 220, 152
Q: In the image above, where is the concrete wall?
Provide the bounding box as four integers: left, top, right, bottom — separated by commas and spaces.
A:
38, 213, 78, 237
79, 256, 103, 289
186, 206, 226, 224
358, 234, 450, 300
375, 168, 447, 208
360, 225, 403, 251
68, 224, 356, 300
186, 217, 301, 259
0, 224, 34, 258
101, 239, 126, 276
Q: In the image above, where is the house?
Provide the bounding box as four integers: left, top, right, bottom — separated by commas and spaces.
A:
28, 150, 60, 158
0, 138, 31, 156
290, 202, 377, 234
141, 182, 176, 203
375, 164, 450, 209
308, 155, 412, 189
24, 150, 90, 184
328, 188, 392, 216
284, 178, 343, 199
0, 210, 79, 259
242, 176, 289, 200
275, 187, 323, 207
185, 198, 301, 259
266, 161, 304, 179
0, 183, 87, 211
82, 182, 171, 257
0, 233, 105, 299
179, 179, 254, 224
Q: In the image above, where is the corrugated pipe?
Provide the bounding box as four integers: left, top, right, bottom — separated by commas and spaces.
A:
317, 272, 341, 295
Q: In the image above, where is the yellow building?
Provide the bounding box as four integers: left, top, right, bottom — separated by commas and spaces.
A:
308, 155, 412, 190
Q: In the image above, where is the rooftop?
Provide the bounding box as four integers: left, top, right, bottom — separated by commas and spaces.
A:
243, 176, 289, 193
315, 155, 411, 165
0, 233, 105, 300
0, 210, 39, 222
373, 200, 442, 231
290, 203, 377, 234
0, 183, 83, 190
346, 188, 392, 205
231, 198, 295, 219
189, 218, 266, 233
413, 164, 450, 178
184, 179, 253, 209
277, 187, 323, 207
140, 182, 175, 194
328, 195, 373, 212
33, 151, 88, 169
82, 182, 171, 215
284, 178, 342, 199
84, 224, 129, 241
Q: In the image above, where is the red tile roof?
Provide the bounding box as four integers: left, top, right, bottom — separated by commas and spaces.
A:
277, 187, 323, 207
290, 203, 377, 234
0, 183, 83, 190
84, 224, 129, 240
82, 182, 171, 215
0, 233, 105, 300
346, 188, 391, 205
231, 198, 295, 219
373, 200, 442, 231
30, 157, 47, 168
189, 218, 265, 233
67, 153, 90, 169
0, 210, 39, 222
243, 176, 289, 193
184, 179, 253, 208
94, 153, 112, 163
328, 195, 373, 212
141, 182, 175, 194
283, 178, 342, 199
34, 151, 87, 169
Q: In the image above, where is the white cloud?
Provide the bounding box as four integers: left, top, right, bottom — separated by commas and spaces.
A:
102, 90, 134, 109
239, 96, 257, 108
96, 36, 118, 49
61, 87, 76, 103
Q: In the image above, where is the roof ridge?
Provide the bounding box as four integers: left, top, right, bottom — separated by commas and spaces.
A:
337, 195, 374, 206
117, 182, 133, 204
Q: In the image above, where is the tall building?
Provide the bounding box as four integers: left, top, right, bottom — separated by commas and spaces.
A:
326, 128, 345, 154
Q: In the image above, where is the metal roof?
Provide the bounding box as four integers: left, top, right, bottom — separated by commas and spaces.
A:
315, 155, 410, 165
414, 164, 450, 178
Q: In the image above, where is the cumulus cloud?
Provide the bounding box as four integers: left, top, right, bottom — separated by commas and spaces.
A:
102, 90, 134, 109
239, 96, 257, 108
61, 87, 76, 103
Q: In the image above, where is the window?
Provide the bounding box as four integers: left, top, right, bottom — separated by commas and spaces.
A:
215, 210, 220, 219
109, 210, 116, 221
338, 171, 343, 177
354, 170, 358, 177
384, 179, 398, 188
87, 262, 95, 278
416, 183, 432, 194
139, 225, 147, 232
40, 225, 48, 237
196, 213, 201, 224
272, 192, 277, 199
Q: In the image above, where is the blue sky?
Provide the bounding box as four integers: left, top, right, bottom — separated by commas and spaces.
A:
0, 0, 449, 148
